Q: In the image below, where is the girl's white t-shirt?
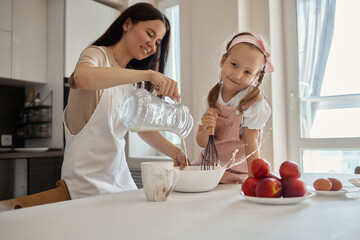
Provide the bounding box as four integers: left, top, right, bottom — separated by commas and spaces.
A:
198, 85, 271, 131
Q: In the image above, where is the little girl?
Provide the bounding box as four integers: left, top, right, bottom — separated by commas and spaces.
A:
196, 32, 274, 184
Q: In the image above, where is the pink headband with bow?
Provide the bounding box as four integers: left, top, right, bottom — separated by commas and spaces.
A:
228, 35, 275, 74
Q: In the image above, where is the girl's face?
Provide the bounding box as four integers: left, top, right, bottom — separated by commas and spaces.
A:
123, 19, 166, 60
220, 43, 265, 94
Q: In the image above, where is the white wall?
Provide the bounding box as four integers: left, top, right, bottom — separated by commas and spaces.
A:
268, 0, 288, 170
128, 0, 157, 7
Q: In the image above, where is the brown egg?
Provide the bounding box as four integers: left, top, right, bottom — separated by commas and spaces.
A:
313, 178, 332, 191
328, 178, 342, 191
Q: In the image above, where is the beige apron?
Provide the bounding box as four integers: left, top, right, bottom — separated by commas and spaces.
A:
197, 93, 264, 184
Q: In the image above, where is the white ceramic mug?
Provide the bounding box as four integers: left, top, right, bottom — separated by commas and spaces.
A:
141, 161, 179, 202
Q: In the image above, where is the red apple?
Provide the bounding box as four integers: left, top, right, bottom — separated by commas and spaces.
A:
279, 161, 301, 180
251, 158, 271, 178
255, 178, 282, 198
241, 177, 259, 197
282, 178, 307, 197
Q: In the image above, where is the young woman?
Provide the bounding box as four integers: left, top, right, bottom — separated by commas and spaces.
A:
62, 3, 187, 199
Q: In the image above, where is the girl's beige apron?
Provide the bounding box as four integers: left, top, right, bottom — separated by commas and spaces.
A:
197, 93, 264, 184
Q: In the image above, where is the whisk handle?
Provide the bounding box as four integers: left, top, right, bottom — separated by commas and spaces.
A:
208, 126, 215, 136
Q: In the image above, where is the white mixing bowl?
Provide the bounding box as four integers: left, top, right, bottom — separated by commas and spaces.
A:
173, 166, 226, 192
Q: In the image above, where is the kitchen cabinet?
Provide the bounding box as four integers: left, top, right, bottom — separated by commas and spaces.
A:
0, 0, 12, 31
12, 0, 47, 83
0, 0, 47, 83
65, 0, 119, 77
27, 156, 63, 195
0, 150, 64, 200
0, 31, 12, 79
0, 0, 12, 79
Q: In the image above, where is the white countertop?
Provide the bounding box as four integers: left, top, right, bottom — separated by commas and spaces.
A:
0, 173, 359, 240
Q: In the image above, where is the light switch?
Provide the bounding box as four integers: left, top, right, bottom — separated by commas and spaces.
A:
1, 134, 12, 146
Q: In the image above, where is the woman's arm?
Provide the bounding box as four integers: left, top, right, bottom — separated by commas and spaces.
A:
137, 131, 189, 169
74, 62, 149, 89
243, 127, 261, 177
72, 62, 179, 99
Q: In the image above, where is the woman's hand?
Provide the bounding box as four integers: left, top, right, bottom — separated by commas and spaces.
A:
201, 108, 218, 131
137, 131, 190, 170
147, 70, 179, 100
173, 150, 191, 170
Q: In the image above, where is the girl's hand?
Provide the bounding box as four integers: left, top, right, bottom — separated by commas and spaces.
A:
173, 150, 191, 170
147, 70, 179, 100
201, 108, 218, 131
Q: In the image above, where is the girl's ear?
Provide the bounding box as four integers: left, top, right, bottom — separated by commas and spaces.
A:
220, 54, 227, 68
123, 17, 132, 32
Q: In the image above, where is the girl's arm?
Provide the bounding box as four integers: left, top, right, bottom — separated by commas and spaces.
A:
196, 108, 218, 148
243, 127, 261, 177
196, 125, 209, 148
137, 131, 189, 169
72, 62, 179, 100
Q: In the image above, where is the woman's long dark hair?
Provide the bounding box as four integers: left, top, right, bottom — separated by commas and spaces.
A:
92, 2, 171, 92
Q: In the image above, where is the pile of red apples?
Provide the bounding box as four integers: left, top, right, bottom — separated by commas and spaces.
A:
242, 159, 307, 198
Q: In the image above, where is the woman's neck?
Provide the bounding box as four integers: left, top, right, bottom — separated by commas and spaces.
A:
111, 42, 132, 68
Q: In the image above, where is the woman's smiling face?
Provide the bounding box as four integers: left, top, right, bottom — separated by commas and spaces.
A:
123, 19, 166, 60
220, 43, 265, 94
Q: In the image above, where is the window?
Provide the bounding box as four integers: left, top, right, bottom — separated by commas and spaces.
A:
297, 0, 360, 139
127, 1, 181, 159
286, 0, 360, 173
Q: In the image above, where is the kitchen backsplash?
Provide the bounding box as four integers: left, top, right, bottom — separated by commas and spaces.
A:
0, 85, 25, 148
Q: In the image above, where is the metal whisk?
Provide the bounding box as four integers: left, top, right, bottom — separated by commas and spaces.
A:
201, 126, 220, 170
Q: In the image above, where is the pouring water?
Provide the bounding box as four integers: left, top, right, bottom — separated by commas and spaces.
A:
120, 88, 193, 164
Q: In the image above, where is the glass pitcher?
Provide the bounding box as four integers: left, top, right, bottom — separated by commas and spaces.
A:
120, 88, 193, 138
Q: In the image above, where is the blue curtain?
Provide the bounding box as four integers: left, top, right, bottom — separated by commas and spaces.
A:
297, 0, 336, 135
